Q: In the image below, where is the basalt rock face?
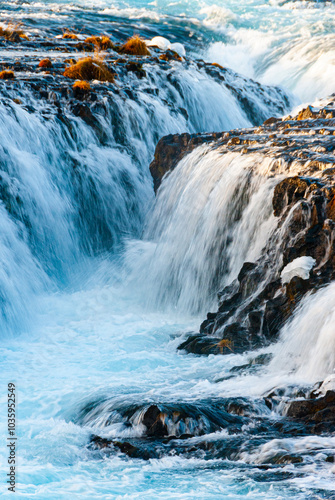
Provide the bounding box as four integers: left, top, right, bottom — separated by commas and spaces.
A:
164, 99, 335, 356
151, 100, 335, 190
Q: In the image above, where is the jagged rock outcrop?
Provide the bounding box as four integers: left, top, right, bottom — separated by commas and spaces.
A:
151, 100, 335, 190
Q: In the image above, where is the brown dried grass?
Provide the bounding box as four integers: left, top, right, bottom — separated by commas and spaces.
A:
119, 35, 150, 56
63, 57, 114, 82
62, 31, 78, 40
0, 70, 15, 80
38, 58, 53, 68
73, 80, 91, 91
0, 24, 29, 42
85, 35, 114, 50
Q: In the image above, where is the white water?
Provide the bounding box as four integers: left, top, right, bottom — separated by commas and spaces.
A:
0, 0, 334, 497
270, 282, 335, 382
0, 118, 334, 497
125, 150, 279, 313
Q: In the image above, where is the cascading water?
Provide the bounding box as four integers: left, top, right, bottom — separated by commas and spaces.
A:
0, 59, 276, 331
270, 282, 335, 382
0, 0, 334, 498
125, 149, 281, 313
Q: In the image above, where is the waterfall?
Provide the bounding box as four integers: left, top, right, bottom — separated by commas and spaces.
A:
0, 63, 290, 331
125, 148, 282, 314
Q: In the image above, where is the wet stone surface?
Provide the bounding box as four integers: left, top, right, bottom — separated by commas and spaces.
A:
82, 396, 327, 463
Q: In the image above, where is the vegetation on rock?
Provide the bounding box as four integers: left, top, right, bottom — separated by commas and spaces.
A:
38, 58, 53, 68
85, 36, 115, 50
0, 25, 29, 42
63, 57, 114, 82
119, 35, 150, 56
0, 70, 15, 80
73, 80, 91, 91
62, 31, 78, 40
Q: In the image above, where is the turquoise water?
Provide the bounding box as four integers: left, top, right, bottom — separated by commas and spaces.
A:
0, 0, 334, 498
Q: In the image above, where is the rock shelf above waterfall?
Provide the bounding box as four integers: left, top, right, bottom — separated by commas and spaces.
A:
150, 100, 335, 190
0, 27, 291, 138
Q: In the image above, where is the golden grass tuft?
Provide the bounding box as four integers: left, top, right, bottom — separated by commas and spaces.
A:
38, 58, 53, 68
0, 25, 29, 42
73, 80, 91, 91
216, 339, 234, 354
63, 57, 114, 82
0, 70, 15, 80
62, 31, 78, 40
119, 35, 150, 56
85, 35, 114, 50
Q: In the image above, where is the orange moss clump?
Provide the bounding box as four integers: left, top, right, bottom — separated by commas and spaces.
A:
0, 25, 29, 42
0, 70, 15, 80
73, 80, 91, 91
62, 31, 78, 40
85, 35, 114, 50
63, 57, 114, 82
119, 36, 150, 56
38, 58, 53, 68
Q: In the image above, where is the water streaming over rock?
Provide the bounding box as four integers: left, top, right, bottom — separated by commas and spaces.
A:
0, 0, 334, 498
125, 149, 281, 313
0, 59, 287, 331
270, 282, 335, 381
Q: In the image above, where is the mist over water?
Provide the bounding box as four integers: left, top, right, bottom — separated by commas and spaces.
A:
0, 0, 334, 498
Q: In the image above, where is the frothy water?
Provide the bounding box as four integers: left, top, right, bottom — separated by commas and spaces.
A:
270, 282, 335, 382
0, 0, 334, 498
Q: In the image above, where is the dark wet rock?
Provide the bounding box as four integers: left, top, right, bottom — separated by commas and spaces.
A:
159, 49, 183, 62
272, 177, 318, 217
90, 436, 111, 449
229, 353, 272, 375
149, 132, 225, 191
90, 436, 151, 459
142, 405, 168, 437
125, 61, 146, 78
287, 390, 335, 433
82, 394, 321, 462
267, 453, 304, 465
178, 333, 224, 355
